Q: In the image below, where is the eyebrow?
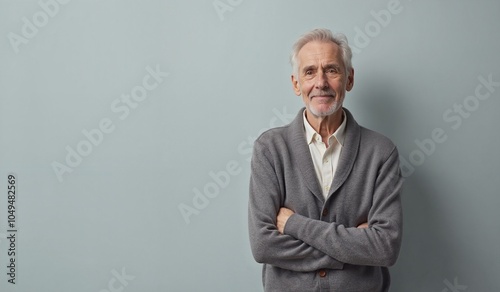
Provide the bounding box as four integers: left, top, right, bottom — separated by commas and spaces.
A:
323, 63, 342, 71
302, 63, 342, 73
302, 65, 316, 73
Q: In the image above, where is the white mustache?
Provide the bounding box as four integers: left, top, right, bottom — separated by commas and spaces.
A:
310, 91, 336, 98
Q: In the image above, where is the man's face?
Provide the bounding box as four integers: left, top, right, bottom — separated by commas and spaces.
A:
292, 41, 354, 118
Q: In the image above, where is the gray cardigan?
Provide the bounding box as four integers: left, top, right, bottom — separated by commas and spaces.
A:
248, 108, 403, 292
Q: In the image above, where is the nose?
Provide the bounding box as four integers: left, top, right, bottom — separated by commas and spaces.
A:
315, 72, 328, 89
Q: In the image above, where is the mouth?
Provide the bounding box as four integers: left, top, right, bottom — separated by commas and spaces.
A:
310, 91, 336, 99
311, 95, 334, 98
310, 94, 335, 101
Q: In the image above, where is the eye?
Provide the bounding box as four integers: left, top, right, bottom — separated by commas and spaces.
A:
305, 70, 313, 75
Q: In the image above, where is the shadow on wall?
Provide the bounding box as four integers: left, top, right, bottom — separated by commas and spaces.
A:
392, 174, 456, 291
352, 75, 458, 291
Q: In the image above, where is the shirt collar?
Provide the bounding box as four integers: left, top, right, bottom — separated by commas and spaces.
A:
303, 109, 347, 146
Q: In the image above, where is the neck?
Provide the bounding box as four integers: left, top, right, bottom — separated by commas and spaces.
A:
305, 109, 343, 140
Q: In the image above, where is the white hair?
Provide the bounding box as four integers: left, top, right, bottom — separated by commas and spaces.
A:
290, 28, 353, 78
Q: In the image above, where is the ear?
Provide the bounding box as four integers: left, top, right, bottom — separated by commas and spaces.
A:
291, 74, 301, 96
346, 68, 354, 91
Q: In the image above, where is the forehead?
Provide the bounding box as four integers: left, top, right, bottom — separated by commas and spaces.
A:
297, 41, 343, 68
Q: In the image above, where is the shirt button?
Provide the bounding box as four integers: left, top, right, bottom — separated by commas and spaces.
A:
322, 209, 328, 216
318, 270, 327, 277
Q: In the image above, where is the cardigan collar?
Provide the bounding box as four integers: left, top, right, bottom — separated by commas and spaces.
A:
288, 107, 361, 202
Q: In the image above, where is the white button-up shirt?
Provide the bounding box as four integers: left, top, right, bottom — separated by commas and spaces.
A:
303, 110, 347, 199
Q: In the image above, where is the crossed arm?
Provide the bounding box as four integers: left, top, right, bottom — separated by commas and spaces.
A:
248, 140, 403, 271
277, 208, 368, 234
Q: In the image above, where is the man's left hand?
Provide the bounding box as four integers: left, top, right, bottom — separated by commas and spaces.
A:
277, 207, 295, 234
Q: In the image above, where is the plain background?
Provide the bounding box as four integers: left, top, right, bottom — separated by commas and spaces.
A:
1, 0, 499, 291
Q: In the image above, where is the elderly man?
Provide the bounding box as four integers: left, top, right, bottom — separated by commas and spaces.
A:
248, 28, 403, 291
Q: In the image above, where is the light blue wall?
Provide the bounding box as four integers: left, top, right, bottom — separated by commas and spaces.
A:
1, 1, 499, 291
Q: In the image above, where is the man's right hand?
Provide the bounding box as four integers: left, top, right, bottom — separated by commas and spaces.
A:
357, 222, 369, 229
